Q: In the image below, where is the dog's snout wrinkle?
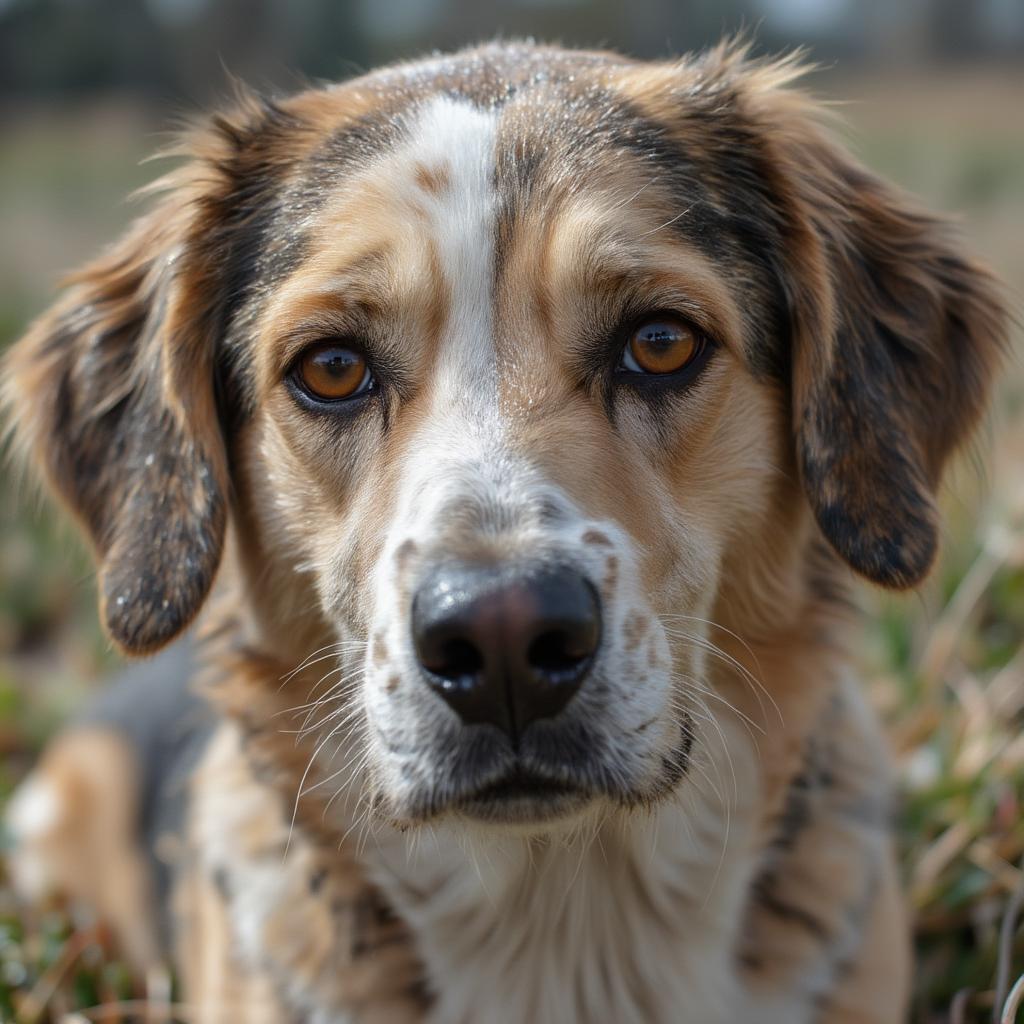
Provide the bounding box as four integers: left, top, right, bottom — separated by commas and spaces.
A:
411, 563, 601, 742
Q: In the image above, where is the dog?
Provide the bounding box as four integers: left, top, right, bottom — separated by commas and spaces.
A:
2, 39, 1007, 1023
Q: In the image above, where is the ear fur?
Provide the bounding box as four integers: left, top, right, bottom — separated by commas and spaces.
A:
738, 55, 1008, 588
2, 94, 286, 653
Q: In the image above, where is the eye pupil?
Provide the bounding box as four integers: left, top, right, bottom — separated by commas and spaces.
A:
323, 354, 350, 373
643, 327, 672, 343
295, 343, 371, 401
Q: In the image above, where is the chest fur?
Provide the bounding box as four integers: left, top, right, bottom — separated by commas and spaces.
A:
184, 715, 765, 1024
182, 643, 898, 1024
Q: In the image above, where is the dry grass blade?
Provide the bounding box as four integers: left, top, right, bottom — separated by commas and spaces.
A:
1002, 975, 1024, 1024
995, 866, 1024, 1023
17, 928, 102, 1024
951, 988, 975, 1024
919, 541, 1005, 690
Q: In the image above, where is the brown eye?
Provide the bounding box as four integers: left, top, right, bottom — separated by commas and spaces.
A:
622, 317, 702, 375
294, 343, 372, 401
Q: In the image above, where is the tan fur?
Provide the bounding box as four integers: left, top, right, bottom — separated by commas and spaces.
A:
5, 729, 160, 972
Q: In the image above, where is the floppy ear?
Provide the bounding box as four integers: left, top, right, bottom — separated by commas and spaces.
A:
2, 98, 283, 654
747, 80, 1008, 588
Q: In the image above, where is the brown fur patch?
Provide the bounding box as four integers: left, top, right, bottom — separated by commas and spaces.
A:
395, 539, 418, 569
622, 610, 650, 653
601, 555, 619, 599
647, 638, 662, 671
413, 161, 452, 196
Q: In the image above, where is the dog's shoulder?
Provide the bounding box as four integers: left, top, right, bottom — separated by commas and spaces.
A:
181, 651, 427, 1022
739, 676, 910, 1022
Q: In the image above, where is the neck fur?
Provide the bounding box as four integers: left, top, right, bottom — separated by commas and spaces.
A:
361, 714, 759, 1024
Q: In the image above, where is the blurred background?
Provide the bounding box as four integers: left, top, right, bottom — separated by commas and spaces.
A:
0, 1, 1022, 1021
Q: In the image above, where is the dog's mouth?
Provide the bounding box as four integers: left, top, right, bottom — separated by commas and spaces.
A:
473, 770, 576, 802
388, 713, 697, 827
455, 769, 590, 824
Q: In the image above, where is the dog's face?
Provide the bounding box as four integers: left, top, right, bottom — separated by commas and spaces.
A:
4, 44, 1004, 831
247, 76, 789, 826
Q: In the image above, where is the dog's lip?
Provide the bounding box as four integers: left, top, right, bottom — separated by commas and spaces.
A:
452, 768, 591, 825
466, 769, 580, 804
450, 768, 595, 824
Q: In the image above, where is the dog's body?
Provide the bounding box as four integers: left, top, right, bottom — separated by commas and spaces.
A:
3, 41, 1006, 1023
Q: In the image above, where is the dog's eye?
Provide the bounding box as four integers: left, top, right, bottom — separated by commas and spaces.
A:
620, 315, 711, 376
620, 316, 705, 375
293, 343, 372, 402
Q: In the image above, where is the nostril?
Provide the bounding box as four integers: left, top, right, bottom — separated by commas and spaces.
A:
528, 630, 590, 675
427, 637, 484, 681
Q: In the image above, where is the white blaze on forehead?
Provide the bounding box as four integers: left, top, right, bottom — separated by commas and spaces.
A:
402, 96, 500, 434
367, 97, 517, 602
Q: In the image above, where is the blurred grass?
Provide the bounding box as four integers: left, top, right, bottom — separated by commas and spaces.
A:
839, 66, 1024, 1023
0, 68, 1022, 1022
0, 102, 156, 791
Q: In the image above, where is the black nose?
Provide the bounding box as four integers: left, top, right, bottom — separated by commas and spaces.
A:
411, 564, 601, 741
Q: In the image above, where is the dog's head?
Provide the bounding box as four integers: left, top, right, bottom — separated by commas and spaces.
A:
5, 43, 1005, 830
